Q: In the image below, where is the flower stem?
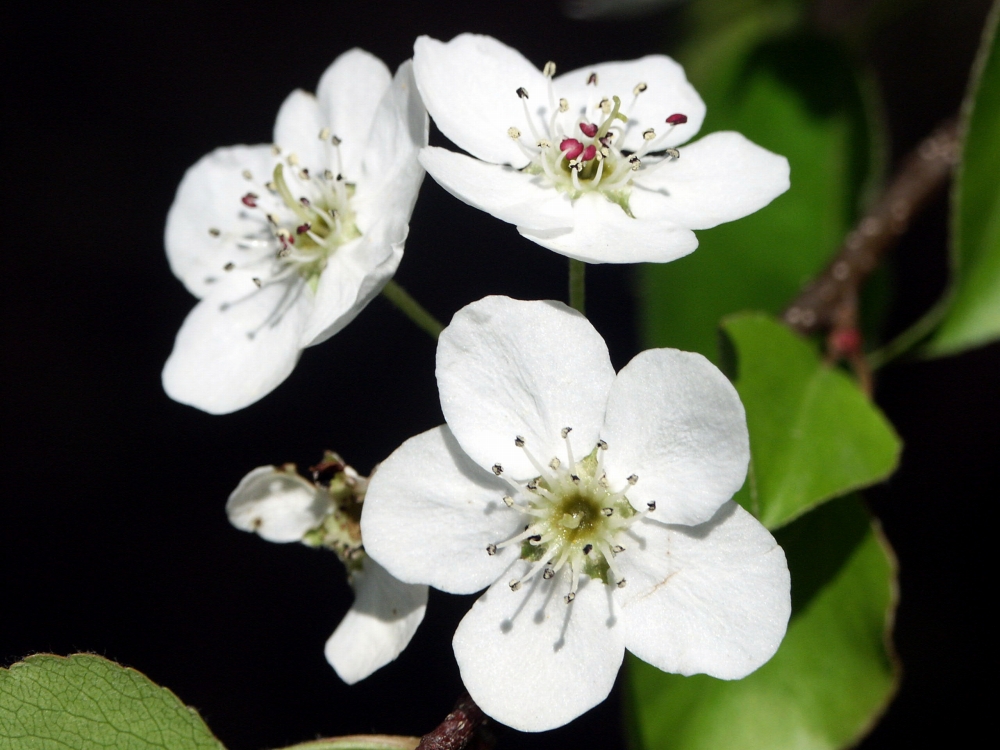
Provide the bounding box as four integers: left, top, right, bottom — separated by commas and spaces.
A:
569, 259, 586, 314
381, 280, 444, 340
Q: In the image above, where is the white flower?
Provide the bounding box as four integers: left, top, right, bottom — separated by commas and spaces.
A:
227, 460, 427, 685
361, 296, 790, 731
412, 34, 789, 264
163, 49, 428, 414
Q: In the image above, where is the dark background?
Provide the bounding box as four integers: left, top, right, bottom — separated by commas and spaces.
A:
2, 0, 996, 748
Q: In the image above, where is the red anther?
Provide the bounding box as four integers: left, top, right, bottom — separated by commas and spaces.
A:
560, 138, 584, 160
828, 327, 863, 356
665, 113, 688, 125
241, 193, 259, 208
586, 72, 598, 85
581, 145, 597, 161
296, 223, 311, 235
579, 122, 599, 138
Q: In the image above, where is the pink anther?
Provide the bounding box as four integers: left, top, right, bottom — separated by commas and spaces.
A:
560, 138, 584, 160
579, 122, 599, 138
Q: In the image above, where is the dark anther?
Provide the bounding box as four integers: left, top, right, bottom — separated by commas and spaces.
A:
582, 544, 593, 555
516, 87, 529, 99
486, 544, 497, 556
515, 436, 525, 447
492, 464, 503, 475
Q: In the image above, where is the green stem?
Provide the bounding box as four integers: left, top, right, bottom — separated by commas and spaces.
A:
569, 258, 586, 314
381, 279, 444, 339
867, 299, 948, 370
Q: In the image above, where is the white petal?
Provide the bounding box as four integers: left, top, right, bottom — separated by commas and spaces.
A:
436, 296, 615, 480
273, 89, 326, 170
453, 564, 624, 732
300, 218, 403, 347
325, 556, 428, 685
361, 426, 523, 595
413, 34, 547, 167
226, 465, 331, 542
165, 144, 278, 298
356, 60, 428, 212
518, 192, 698, 264
162, 276, 311, 414
554, 56, 705, 153
615, 503, 790, 679
601, 349, 749, 526
419, 147, 574, 233
631, 131, 791, 230
316, 48, 393, 178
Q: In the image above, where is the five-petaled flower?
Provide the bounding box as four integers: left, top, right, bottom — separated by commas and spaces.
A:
361, 296, 791, 731
163, 49, 427, 414
227, 455, 427, 685
412, 34, 790, 263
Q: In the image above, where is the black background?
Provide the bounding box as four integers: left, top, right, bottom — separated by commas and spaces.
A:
2, 1, 996, 748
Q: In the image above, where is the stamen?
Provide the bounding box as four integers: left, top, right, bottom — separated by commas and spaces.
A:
543, 61, 556, 78
666, 113, 689, 125
559, 98, 569, 112
492, 464, 503, 476
508, 127, 521, 139
209, 228, 221, 237
241, 193, 259, 208
516, 87, 529, 99
242, 169, 253, 180
224, 262, 235, 271
318, 127, 331, 141
587, 72, 598, 86
633, 82, 647, 96
580, 122, 598, 138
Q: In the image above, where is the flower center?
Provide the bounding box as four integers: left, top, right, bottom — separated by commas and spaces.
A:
486, 427, 654, 604
507, 63, 688, 215
208, 134, 361, 295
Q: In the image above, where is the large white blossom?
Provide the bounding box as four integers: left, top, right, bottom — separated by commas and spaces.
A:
227, 460, 427, 685
361, 296, 790, 731
163, 49, 427, 414
412, 34, 789, 264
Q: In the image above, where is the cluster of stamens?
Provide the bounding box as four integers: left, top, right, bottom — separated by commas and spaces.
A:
487, 427, 654, 604
508, 63, 688, 212
207, 129, 361, 294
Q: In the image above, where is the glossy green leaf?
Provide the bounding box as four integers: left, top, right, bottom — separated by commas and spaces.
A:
0, 653, 224, 750
639, 21, 882, 362
627, 495, 899, 750
722, 313, 900, 529
924, 1, 1000, 355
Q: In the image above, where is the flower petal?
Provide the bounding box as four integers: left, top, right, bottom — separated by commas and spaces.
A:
165, 144, 278, 298
517, 192, 698, 264
316, 48, 393, 179
273, 89, 327, 171
352, 59, 428, 236
453, 564, 624, 732
226, 465, 331, 543
325, 556, 428, 685
554, 56, 705, 153
419, 147, 575, 233
436, 296, 615, 480
300, 218, 402, 348
601, 348, 749, 526
361, 426, 522, 595
615, 503, 790, 679
631, 131, 790, 230
413, 34, 547, 168
162, 276, 311, 414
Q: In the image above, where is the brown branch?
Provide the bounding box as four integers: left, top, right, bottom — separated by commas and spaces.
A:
783, 117, 961, 338
416, 693, 493, 750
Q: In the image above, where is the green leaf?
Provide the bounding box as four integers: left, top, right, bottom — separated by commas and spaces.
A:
0, 653, 224, 750
639, 23, 883, 362
627, 495, 899, 750
924, 0, 1000, 356
722, 313, 900, 528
